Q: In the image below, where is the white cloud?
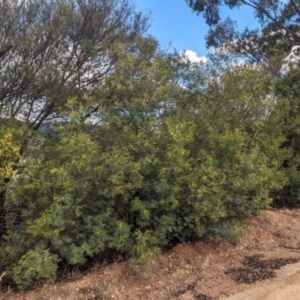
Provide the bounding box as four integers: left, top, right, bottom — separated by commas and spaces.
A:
180, 50, 207, 64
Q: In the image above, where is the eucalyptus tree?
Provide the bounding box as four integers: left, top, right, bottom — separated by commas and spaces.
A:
186, 0, 300, 69
186, 0, 300, 39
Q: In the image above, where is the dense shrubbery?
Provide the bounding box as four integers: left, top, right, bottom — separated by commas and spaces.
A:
4, 121, 283, 287
1, 52, 287, 288
1, 0, 300, 290
273, 65, 300, 207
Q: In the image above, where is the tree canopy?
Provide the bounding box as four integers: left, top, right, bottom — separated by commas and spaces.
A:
186, 0, 300, 65
0, 0, 148, 130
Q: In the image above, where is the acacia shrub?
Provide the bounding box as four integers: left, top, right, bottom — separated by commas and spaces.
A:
2, 56, 286, 288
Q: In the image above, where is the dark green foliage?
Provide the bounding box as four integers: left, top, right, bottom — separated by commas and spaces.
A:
0, 0, 292, 289
0, 50, 286, 287
273, 65, 300, 207
11, 247, 59, 289
188, 0, 300, 209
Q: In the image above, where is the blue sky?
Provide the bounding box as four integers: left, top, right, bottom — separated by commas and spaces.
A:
134, 1, 260, 60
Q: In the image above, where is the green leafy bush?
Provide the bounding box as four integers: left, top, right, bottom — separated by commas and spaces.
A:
1, 51, 287, 288
11, 247, 59, 289
274, 65, 300, 207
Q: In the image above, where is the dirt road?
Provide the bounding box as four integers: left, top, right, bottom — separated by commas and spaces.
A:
222, 261, 300, 300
